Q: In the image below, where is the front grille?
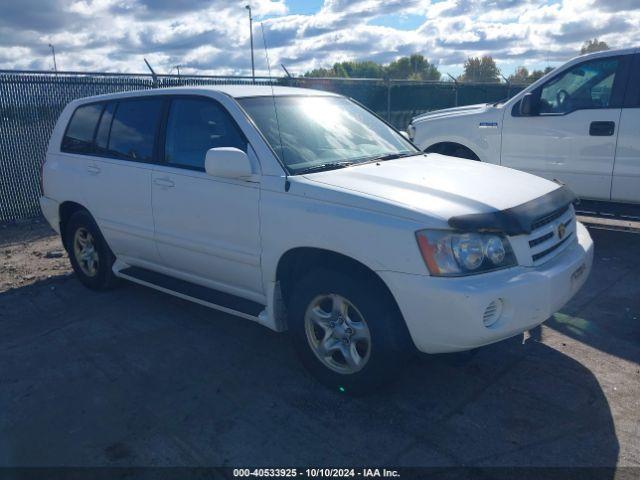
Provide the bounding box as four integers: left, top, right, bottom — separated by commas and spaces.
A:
527, 207, 576, 265
530, 205, 570, 231
531, 232, 573, 262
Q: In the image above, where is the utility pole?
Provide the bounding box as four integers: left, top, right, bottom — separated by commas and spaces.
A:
48, 43, 57, 73
245, 5, 255, 84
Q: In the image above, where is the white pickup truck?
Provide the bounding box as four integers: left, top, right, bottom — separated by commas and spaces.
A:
409, 47, 640, 204
41, 86, 593, 393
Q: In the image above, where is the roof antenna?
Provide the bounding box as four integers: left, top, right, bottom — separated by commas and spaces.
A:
144, 58, 158, 88
260, 23, 289, 191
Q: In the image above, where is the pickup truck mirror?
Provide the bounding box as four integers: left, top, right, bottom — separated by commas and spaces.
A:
204, 147, 253, 179
519, 92, 536, 116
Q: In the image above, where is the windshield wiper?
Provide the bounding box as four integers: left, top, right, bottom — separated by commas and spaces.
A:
295, 161, 354, 175
360, 152, 417, 163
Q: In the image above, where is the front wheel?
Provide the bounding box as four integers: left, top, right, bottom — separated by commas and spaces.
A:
288, 268, 412, 394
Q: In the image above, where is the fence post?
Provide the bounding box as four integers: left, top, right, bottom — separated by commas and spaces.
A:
386, 77, 391, 122
446, 73, 458, 107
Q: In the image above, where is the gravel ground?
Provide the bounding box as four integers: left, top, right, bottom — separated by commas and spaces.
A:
0, 219, 638, 472
0, 219, 69, 291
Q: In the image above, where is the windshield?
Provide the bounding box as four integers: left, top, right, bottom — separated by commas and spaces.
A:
238, 95, 418, 174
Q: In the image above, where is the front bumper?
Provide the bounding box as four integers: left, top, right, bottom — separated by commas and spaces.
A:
380, 222, 594, 354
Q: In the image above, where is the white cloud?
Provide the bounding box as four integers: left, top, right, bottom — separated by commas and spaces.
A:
0, 0, 637, 76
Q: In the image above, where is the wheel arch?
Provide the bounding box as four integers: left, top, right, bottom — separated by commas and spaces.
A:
58, 201, 90, 251
274, 247, 405, 329
425, 141, 481, 161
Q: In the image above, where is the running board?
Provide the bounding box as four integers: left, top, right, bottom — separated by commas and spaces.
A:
117, 266, 265, 322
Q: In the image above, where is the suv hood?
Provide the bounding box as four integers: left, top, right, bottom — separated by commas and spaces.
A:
301, 154, 560, 223
412, 103, 492, 122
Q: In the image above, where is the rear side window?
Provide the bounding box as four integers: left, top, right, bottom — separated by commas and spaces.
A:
61, 103, 103, 154
107, 98, 163, 162
164, 97, 246, 170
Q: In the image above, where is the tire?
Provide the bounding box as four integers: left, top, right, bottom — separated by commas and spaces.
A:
288, 268, 412, 394
65, 210, 119, 290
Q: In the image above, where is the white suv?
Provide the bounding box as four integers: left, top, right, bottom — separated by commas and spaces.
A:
41, 86, 593, 393
409, 47, 640, 203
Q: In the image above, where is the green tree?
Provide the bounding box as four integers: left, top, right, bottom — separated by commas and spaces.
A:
459, 56, 500, 83
304, 60, 384, 78
386, 54, 441, 81
508, 66, 530, 84
528, 66, 554, 82
508, 65, 554, 84
303, 54, 440, 80
581, 38, 610, 54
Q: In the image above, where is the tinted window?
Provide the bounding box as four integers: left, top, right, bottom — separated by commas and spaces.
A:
108, 98, 163, 162
95, 102, 115, 154
164, 98, 246, 170
539, 58, 619, 114
61, 103, 103, 153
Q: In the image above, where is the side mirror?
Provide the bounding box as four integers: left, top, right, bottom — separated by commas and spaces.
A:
519, 92, 536, 116
399, 130, 410, 140
204, 147, 253, 179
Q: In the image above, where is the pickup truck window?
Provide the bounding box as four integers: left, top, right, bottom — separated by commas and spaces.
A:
164, 97, 246, 170
539, 58, 619, 114
61, 103, 103, 154
238, 96, 417, 174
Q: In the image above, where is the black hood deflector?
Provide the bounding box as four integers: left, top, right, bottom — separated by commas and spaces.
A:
448, 186, 577, 235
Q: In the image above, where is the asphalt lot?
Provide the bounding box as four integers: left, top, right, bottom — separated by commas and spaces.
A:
0, 220, 639, 471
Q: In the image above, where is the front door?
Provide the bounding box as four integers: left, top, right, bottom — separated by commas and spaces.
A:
501, 56, 630, 201
151, 96, 263, 299
612, 53, 640, 203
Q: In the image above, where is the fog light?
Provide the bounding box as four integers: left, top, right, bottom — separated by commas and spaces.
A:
483, 299, 503, 327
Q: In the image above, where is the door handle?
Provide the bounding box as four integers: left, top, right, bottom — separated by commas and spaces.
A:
86, 164, 101, 175
589, 121, 615, 136
154, 177, 175, 188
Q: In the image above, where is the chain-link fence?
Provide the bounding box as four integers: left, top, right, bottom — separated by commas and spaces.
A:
0, 70, 526, 222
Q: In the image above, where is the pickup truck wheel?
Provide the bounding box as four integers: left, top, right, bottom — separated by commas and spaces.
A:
66, 210, 118, 291
288, 268, 410, 394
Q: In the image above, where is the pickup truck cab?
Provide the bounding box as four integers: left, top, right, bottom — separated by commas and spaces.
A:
409, 47, 640, 203
40, 86, 593, 393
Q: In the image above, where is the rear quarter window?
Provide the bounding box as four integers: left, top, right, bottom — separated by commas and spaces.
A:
61, 103, 103, 154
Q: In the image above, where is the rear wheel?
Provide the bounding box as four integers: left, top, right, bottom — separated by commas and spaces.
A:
65, 210, 118, 290
288, 268, 411, 394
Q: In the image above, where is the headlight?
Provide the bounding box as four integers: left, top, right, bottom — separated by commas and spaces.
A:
415, 230, 517, 276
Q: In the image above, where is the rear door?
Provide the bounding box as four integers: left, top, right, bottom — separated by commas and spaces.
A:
501, 55, 630, 200
611, 53, 640, 203
83, 97, 164, 264
151, 95, 262, 298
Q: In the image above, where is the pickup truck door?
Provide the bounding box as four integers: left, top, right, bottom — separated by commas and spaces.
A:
151, 96, 263, 300
611, 53, 640, 203
501, 55, 631, 201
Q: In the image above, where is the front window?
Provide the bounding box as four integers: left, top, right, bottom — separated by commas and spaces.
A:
538, 58, 619, 114
238, 95, 418, 174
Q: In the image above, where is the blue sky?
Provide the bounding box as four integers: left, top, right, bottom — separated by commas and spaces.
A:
0, 0, 638, 78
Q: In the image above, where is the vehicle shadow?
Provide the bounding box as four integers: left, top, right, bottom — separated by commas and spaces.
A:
0, 274, 620, 472
544, 228, 640, 365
